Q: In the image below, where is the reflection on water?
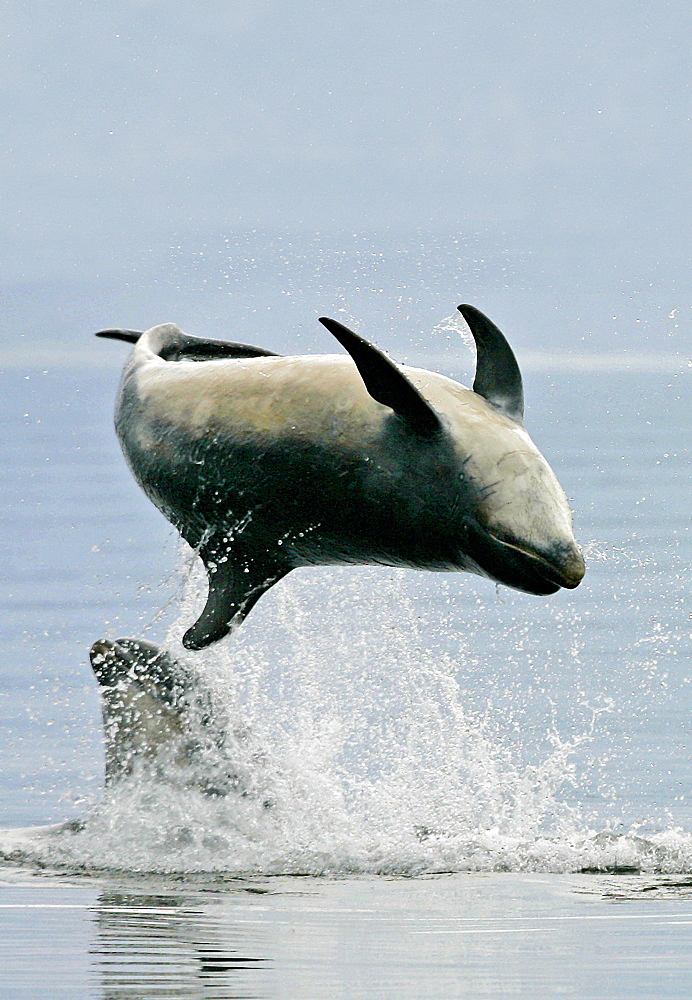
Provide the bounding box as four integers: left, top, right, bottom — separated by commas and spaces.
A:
92, 883, 270, 999
3, 869, 692, 1000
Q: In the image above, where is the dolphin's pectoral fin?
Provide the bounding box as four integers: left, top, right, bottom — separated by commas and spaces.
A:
457, 304, 524, 423
183, 553, 291, 650
318, 316, 442, 438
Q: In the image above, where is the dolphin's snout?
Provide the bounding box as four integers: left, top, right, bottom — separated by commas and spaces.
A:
89, 638, 131, 686
498, 536, 585, 591
543, 542, 586, 589
471, 525, 585, 596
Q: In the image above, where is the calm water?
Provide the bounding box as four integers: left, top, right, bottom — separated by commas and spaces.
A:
1, 355, 690, 995
2, 867, 692, 1000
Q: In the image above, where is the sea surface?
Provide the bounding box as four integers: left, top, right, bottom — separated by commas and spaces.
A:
1, 342, 690, 996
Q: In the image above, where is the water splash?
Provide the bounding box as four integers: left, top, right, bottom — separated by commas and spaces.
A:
2, 562, 691, 875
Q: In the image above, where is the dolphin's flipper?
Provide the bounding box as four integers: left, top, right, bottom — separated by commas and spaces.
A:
457, 304, 524, 422
318, 316, 442, 438
95, 328, 280, 361
183, 552, 292, 650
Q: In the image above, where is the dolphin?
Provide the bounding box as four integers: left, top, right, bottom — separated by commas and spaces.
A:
96, 304, 585, 650
89, 637, 262, 797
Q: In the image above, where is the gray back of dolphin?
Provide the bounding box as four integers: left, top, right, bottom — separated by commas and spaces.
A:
97, 305, 584, 650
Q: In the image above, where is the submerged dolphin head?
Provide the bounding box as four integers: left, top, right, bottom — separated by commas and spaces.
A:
96, 303, 584, 648
89, 637, 261, 797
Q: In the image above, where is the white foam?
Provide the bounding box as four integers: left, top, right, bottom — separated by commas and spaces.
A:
2, 564, 691, 876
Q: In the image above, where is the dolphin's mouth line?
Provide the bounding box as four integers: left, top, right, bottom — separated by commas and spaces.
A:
459, 517, 584, 596
489, 532, 561, 571
486, 529, 584, 590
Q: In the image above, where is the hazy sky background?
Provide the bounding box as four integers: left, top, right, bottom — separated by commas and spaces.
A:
1, 1, 689, 358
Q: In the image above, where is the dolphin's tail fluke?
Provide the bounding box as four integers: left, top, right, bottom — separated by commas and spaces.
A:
94, 329, 141, 344
94, 324, 281, 361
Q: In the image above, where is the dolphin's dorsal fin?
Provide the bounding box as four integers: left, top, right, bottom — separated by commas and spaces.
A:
457, 305, 524, 422
318, 316, 442, 438
95, 328, 280, 361
183, 549, 292, 650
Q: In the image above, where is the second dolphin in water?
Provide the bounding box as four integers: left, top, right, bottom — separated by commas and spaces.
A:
89, 637, 267, 798
97, 304, 585, 649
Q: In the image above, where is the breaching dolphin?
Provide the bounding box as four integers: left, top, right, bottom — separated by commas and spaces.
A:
89, 637, 262, 797
97, 304, 585, 650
